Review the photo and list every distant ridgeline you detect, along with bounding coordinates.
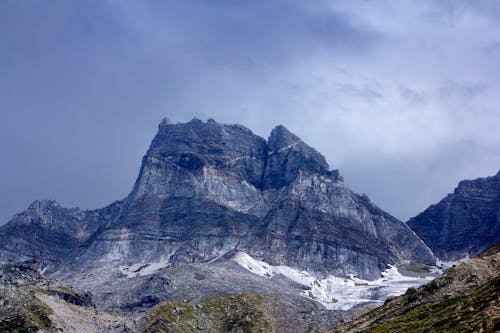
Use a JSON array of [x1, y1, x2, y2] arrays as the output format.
[[408, 170, 500, 260]]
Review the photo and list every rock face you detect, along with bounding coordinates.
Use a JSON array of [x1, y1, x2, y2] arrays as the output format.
[[0, 199, 122, 272], [407, 171, 500, 260], [74, 118, 432, 280], [0, 118, 436, 330]]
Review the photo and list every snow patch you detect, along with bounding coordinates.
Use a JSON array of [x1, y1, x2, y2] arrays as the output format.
[[433, 256, 469, 274], [268, 141, 300, 155], [119, 257, 171, 278], [39, 266, 48, 275], [232, 251, 438, 310]]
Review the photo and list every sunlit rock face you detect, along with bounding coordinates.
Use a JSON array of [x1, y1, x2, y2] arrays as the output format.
[[408, 171, 500, 260], [1, 118, 434, 283]]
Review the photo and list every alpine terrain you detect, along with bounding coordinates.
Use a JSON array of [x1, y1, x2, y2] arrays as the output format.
[[4, 118, 491, 332]]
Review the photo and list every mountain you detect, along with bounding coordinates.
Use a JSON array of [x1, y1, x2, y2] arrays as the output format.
[[326, 242, 500, 333], [0, 118, 436, 330], [408, 171, 500, 260]]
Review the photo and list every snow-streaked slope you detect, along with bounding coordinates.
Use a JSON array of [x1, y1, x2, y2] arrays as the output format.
[[233, 251, 438, 310], [119, 257, 171, 277]]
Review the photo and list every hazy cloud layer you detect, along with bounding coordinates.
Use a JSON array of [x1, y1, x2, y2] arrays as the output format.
[[1, 0, 499, 222]]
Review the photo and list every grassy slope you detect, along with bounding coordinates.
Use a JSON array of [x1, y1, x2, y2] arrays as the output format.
[[145, 293, 273, 333], [0, 285, 54, 333], [361, 276, 499, 333], [328, 243, 500, 333]]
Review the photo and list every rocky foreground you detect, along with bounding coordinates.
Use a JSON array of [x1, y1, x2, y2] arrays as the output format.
[[2, 243, 498, 332], [0, 260, 138, 333], [0, 260, 348, 332]]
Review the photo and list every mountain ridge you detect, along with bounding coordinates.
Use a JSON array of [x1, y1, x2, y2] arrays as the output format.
[[408, 170, 500, 260], [0, 118, 439, 331]]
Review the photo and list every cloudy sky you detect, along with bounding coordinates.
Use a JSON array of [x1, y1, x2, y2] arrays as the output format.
[[1, 0, 499, 223]]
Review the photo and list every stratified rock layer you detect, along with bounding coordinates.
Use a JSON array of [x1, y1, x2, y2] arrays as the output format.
[[408, 171, 500, 260]]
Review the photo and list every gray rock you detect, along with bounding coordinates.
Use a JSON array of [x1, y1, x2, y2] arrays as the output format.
[[407, 171, 500, 260]]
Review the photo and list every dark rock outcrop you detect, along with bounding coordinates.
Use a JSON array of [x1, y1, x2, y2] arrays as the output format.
[[407, 171, 500, 260]]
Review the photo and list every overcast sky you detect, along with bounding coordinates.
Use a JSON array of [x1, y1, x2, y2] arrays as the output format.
[[1, 0, 499, 223]]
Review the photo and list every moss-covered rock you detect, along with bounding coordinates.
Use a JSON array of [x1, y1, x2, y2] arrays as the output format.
[[0, 285, 54, 333], [361, 276, 500, 333], [145, 293, 273, 333]]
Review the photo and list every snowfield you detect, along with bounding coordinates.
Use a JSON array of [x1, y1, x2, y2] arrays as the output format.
[[232, 251, 439, 310]]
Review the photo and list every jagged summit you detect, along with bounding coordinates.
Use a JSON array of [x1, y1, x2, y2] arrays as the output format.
[[137, 119, 336, 193], [27, 199, 60, 208], [268, 125, 301, 151], [265, 124, 331, 189]]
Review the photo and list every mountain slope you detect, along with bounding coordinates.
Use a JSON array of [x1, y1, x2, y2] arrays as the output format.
[[327, 243, 500, 333], [144, 294, 274, 333], [0, 260, 137, 333], [408, 171, 500, 260]]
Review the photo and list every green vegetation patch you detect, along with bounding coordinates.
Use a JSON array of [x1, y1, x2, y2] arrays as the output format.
[[361, 276, 500, 333], [0, 286, 54, 333], [145, 293, 273, 333]]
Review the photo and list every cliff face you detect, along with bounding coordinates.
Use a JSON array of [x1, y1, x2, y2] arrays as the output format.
[[0, 200, 122, 272], [408, 171, 500, 260]]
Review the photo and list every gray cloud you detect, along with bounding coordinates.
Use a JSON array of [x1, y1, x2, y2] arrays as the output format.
[[0, 0, 499, 223]]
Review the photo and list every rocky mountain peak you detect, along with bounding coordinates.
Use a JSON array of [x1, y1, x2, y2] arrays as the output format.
[[267, 125, 328, 166], [26, 199, 60, 212], [263, 124, 330, 189], [408, 171, 500, 260], [131, 119, 268, 197], [148, 118, 266, 162], [19, 200, 75, 227], [135, 119, 336, 196], [267, 125, 299, 150], [0, 118, 440, 327]]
